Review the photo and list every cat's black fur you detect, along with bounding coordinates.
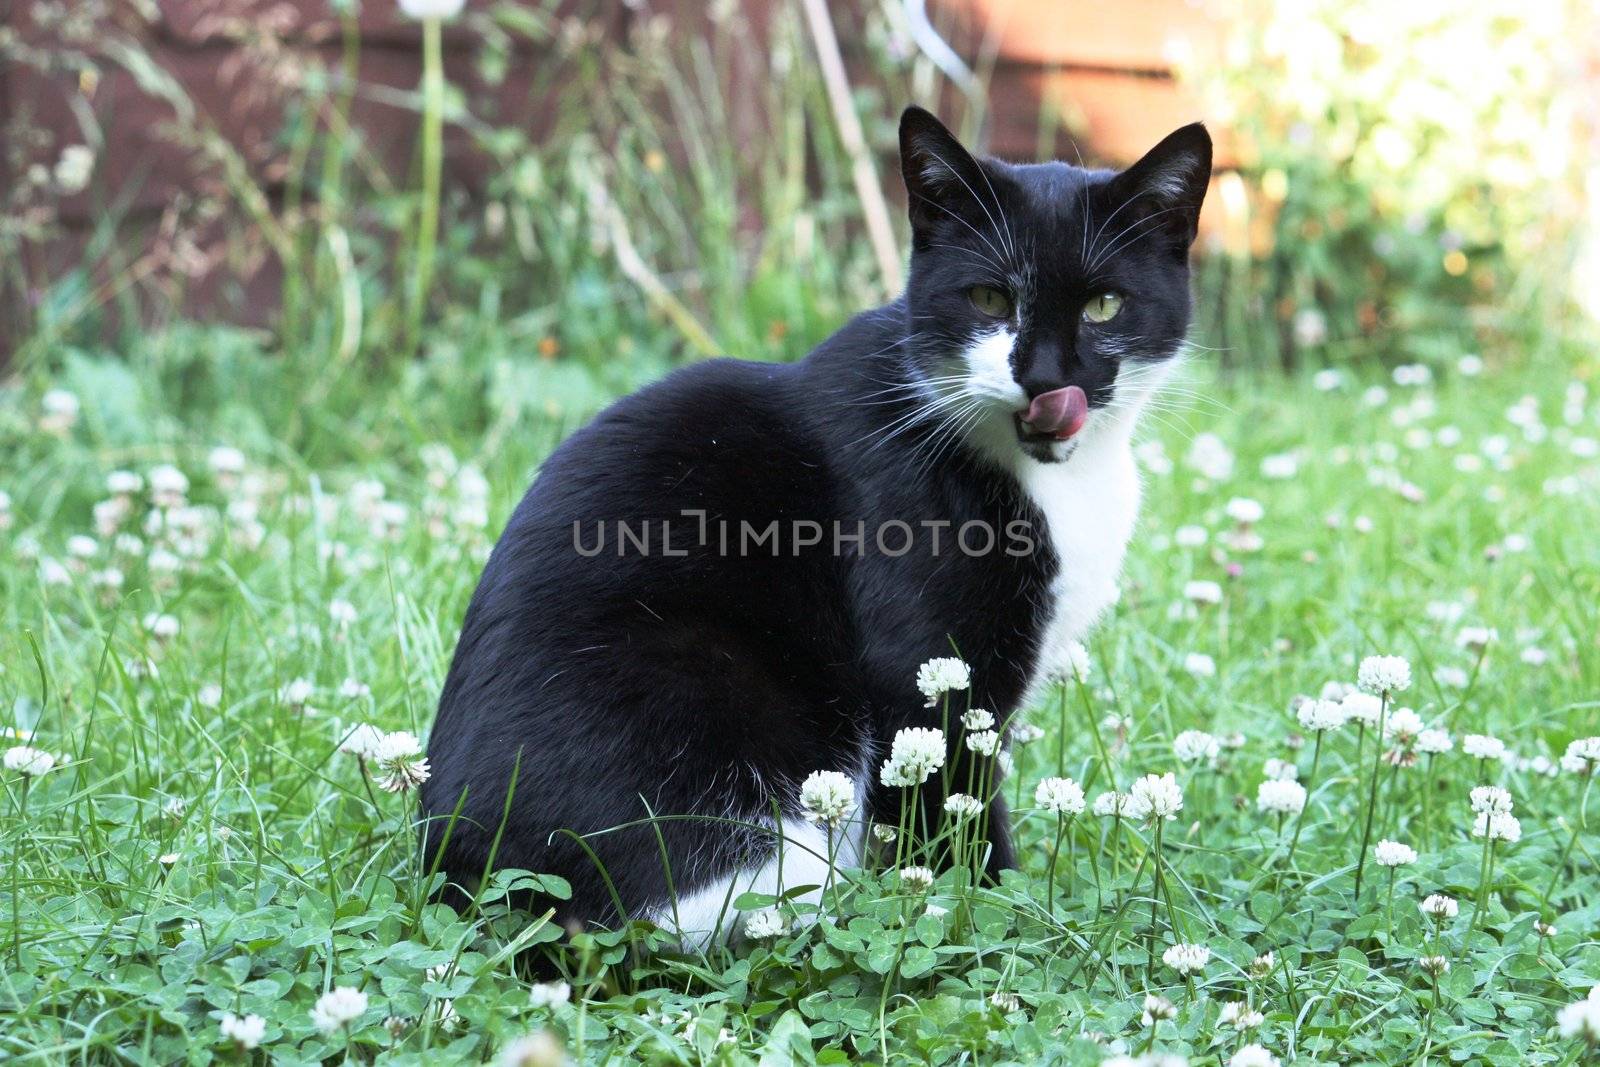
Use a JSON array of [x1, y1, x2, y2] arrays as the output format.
[[421, 107, 1210, 929]]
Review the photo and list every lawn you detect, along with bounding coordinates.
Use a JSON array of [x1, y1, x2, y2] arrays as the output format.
[[2, 332, 1597, 1065]]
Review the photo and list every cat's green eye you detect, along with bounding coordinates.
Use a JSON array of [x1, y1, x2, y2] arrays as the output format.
[[1082, 292, 1124, 324], [968, 285, 1014, 319]]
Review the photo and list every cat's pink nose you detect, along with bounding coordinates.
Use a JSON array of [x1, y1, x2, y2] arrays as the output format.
[[1021, 385, 1089, 440]]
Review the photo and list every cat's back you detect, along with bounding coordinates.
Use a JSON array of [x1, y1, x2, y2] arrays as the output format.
[[434, 355, 847, 723]]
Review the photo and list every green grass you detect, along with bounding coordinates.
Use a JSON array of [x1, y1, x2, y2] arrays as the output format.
[[2, 333, 1599, 1066]]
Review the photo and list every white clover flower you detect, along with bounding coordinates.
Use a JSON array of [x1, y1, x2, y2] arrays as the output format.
[[280, 678, 315, 709], [1225, 497, 1264, 524], [1463, 734, 1506, 760], [1520, 646, 1548, 666], [4, 745, 56, 777], [1035, 776, 1085, 816], [1260, 452, 1298, 479], [399, 0, 465, 18], [40, 389, 81, 433], [1418, 955, 1450, 976], [1162, 942, 1210, 975], [66, 534, 99, 559], [1136, 440, 1175, 476], [93, 499, 128, 537], [1010, 721, 1044, 744], [219, 1011, 266, 1049], [499, 1031, 569, 1067], [1561, 738, 1600, 775], [988, 990, 1020, 1013], [1297, 698, 1346, 732], [1313, 368, 1344, 391], [1219, 1001, 1265, 1030], [1174, 524, 1209, 547], [374, 731, 431, 793], [143, 613, 180, 640], [1357, 655, 1412, 694], [527, 981, 571, 1009], [1173, 730, 1220, 763], [1416, 728, 1453, 755], [899, 866, 935, 893], [1229, 1045, 1280, 1067], [52, 144, 94, 190], [1256, 778, 1306, 816], [742, 908, 786, 940], [961, 708, 994, 731], [1435, 666, 1469, 689], [944, 793, 984, 820], [1263, 758, 1298, 781], [1092, 791, 1132, 817], [965, 730, 1001, 757], [915, 657, 971, 706], [1524, 754, 1557, 777], [1473, 811, 1521, 843], [1129, 773, 1183, 822], [1469, 785, 1512, 814], [1183, 652, 1216, 678], [1557, 997, 1600, 1042], [1184, 580, 1223, 605], [1141, 992, 1178, 1024], [310, 987, 368, 1033], [880, 727, 946, 787], [1060, 641, 1092, 683], [1340, 692, 1383, 728], [1374, 840, 1417, 867], [148, 465, 190, 506], [1383, 707, 1424, 743], [92, 563, 126, 591], [208, 445, 246, 476], [799, 770, 856, 828], [329, 600, 358, 628], [339, 677, 372, 700], [1456, 626, 1497, 651], [339, 723, 387, 761], [108, 470, 144, 499], [1420, 894, 1459, 920], [1187, 432, 1235, 480], [1249, 951, 1276, 978]]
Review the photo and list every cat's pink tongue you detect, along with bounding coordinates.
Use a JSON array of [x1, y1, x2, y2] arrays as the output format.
[[1023, 385, 1089, 440]]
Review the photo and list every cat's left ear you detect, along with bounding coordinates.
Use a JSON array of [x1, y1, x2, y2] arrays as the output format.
[[1109, 123, 1213, 250], [899, 106, 989, 235]]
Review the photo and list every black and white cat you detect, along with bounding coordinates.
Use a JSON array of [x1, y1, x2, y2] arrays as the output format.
[[421, 107, 1210, 942]]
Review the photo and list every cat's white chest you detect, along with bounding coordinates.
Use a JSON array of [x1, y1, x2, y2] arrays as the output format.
[[1016, 436, 1141, 704]]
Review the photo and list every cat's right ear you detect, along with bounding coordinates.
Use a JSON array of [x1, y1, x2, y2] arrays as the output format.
[[899, 106, 985, 233]]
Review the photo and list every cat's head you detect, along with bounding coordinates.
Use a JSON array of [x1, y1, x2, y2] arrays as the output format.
[[896, 106, 1211, 465]]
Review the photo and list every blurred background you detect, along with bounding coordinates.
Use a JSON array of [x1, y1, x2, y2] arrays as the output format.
[[3, 0, 1598, 454]]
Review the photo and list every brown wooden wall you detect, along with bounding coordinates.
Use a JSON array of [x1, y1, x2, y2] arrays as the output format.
[[1, 0, 1235, 338]]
